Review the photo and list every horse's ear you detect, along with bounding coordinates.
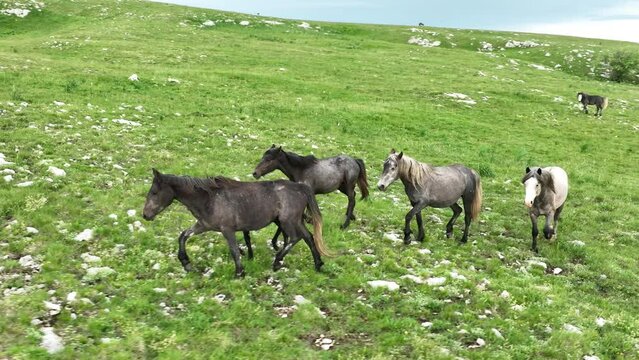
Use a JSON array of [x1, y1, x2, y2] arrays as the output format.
[[525, 167, 531, 174], [536, 168, 542, 175], [390, 148, 396, 154], [152, 168, 163, 183], [397, 151, 403, 159], [271, 144, 276, 148], [277, 146, 282, 151]]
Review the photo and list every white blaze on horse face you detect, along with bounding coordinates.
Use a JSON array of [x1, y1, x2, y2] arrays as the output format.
[[577, 93, 582, 102], [524, 177, 540, 208]]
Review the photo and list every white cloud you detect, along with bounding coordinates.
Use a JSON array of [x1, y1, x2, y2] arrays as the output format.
[[520, 18, 639, 43]]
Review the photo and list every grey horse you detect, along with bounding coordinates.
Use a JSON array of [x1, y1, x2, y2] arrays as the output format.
[[377, 150, 482, 244], [142, 169, 328, 277], [253, 145, 369, 243], [522, 166, 568, 252]]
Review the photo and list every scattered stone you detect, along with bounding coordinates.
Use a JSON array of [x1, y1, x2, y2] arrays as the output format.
[[595, 317, 607, 327], [426, 277, 446, 286], [202, 20, 215, 26], [570, 240, 585, 247], [491, 328, 504, 339], [421, 321, 433, 328], [26, 227, 39, 234], [263, 20, 284, 25], [553, 267, 563, 275], [16, 181, 34, 187], [74, 229, 94, 241], [81, 253, 101, 263], [40, 327, 64, 354], [153, 288, 167, 293], [239, 20, 250, 26], [293, 295, 310, 305], [383, 232, 402, 242], [468, 338, 486, 348], [3, 174, 12, 182], [368, 280, 400, 291], [500, 290, 510, 298], [66, 292, 77, 302], [44, 301, 61, 315], [418, 248, 432, 255], [83, 267, 116, 281], [563, 323, 582, 334], [48, 166, 66, 177], [408, 36, 441, 48], [19, 255, 40, 270], [583, 355, 600, 360], [128, 74, 139, 81], [0, 153, 14, 167], [298, 22, 311, 29], [400, 274, 424, 284]]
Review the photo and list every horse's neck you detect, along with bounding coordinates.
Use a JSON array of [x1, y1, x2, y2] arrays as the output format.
[[399, 159, 431, 188], [172, 183, 212, 220], [278, 153, 304, 181]]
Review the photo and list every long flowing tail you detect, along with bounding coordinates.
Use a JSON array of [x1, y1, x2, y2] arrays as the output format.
[[602, 97, 609, 110], [471, 171, 482, 220], [303, 186, 330, 256], [355, 159, 369, 200]]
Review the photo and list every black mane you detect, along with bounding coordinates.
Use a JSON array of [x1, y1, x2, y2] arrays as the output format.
[[283, 150, 317, 168], [161, 174, 240, 193]]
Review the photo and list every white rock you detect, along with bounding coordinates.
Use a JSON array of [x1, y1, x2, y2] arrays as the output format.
[[570, 240, 586, 247], [595, 317, 607, 327], [44, 301, 61, 313], [408, 36, 441, 48], [53, 101, 65, 106], [368, 280, 400, 291], [26, 227, 39, 234], [48, 166, 66, 177], [127, 209, 136, 217], [298, 22, 311, 29], [66, 292, 77, 302], [167, 77, 180, 84], [128, 74, 139, 81], [263, 20, 284, 25], [214, 294, 226, 303], [528, 260, 547, 269], [152, 263, 161, 270], [84, 267, 116, 281], [400, 274, 424, 284], [563, 323, 582, 334], [153, 288, 167, 293], [16, 181, 34, 187], [239, 20, 250, 26], [202, 20, 215, 26], [74, 229, 94, 241], [3, 174, 13, 182], [450, 271, 466, 281], [81, 253, 101, 263], [40, 327, 64, 354], [426, 277, 446, 286], [511, 304, 524, 311], [383, 232, 402, 242], [553, 267, 563, 275], [491, 328, 504, 339], [108, 214, 118, 220], [500, 290, 510, 298], [293, 295, 310, 305], [112, 118, 141, 126], [19, 255, 39, 269], [418, 248, 432, 255], [583, 355, 600, 360], [421, 321, 433, 328]]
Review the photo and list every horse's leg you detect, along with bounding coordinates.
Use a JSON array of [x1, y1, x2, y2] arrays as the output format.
[[242, 231, 253, 260], [583, 104, 588, 114], [446, 203, 463, 239], [553, 204, 564, 239], [271, 225, 282, 251], [415, 211, 425, 242], [460, 201, 473, 244], [530, 212, 539, 253], [177, 222, 206, 272], [221, 229, 245, 278], [298, 223, 324, 271], [340, 183, 356, 229], [404, 201, 428, 245], [272, 222, 303, 271], [543, 211, 555, 240]]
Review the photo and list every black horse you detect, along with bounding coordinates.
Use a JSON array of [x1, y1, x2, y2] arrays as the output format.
[[577, 92, 608, 116], [142, 169, 328, 277], [253, 145, 369, 248]]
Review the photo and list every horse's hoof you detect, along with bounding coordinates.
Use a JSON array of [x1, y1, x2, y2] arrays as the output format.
[[183, 263, 193, 272], [349, 214, 356, 221], [532, 247, 539, 253], [273, 260, 283, 271], [445, 232, 453, 239], [235, 269, 246, 278], [340, 222, 350, 230], [416, 234, 425, 242], [315, 261, 324, 271]]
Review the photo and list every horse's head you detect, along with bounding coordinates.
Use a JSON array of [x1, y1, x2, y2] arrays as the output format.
[[522, 167, 542, 208], [253, 144, 282, 179], [143, 168, 176, 221], [577, 92, 584, 102], [377, 149, 403, 191]]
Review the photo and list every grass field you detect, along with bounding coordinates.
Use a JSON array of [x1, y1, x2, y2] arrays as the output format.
[[2, 0, 639, 358]]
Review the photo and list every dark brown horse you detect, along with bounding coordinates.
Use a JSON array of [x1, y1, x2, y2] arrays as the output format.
[[142, 169, 328, 277], [577, 92, 608, 116], [253, 145, 369, 248]]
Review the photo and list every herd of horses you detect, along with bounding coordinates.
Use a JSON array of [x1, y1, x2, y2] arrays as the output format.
[[143, 141, 571, 277]]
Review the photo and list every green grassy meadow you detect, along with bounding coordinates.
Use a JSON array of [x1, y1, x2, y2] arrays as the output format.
[[1, 0, 639, 358]]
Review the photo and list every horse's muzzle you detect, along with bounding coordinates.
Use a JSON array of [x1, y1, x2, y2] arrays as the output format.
[[142, 213, 154, 221], [377, 184, 386, 191], [252, 172, 260, 179]]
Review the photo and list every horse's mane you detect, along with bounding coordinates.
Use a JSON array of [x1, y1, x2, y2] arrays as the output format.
[[521, 168, 555, 193], [398, 155, 431, 188], [283, 150, 317, 168], [161, 174, 241, 193]]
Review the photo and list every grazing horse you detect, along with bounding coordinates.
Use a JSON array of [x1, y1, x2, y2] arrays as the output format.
[[522, 166, 568, 253], [577, 92, 608, 116], [377, 150, 482, 244], [253, 145, 369, 246], [142, 169, 328, 277]]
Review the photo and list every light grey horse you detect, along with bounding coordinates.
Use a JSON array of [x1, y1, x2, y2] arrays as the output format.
[[377, 150, 482, 244], [522, 166, 568, 252], [253, 145, 369, 235]]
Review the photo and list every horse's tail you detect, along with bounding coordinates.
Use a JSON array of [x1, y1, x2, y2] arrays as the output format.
[[303, 186, 330, 257], [470, 170, 482, 220], [355, 159, 369, 200], [602, 97, 609, 110]]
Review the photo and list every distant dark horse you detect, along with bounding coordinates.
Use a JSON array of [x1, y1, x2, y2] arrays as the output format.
[[253, 145, 369, 248], [577, 92, 608, 116], [142, 169, 328, 277], [522, 166, 568, 252], [377, 150, 482, 244]]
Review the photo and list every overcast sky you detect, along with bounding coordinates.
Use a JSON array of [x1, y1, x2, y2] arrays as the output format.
[[150, 0, 639, 43]]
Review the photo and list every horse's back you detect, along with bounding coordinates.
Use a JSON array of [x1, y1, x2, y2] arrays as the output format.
[[545, 167, 568, 207], [305, 155, 359, 193]]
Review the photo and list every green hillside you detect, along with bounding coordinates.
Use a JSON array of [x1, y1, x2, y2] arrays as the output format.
[[1, 0, 639, 358]]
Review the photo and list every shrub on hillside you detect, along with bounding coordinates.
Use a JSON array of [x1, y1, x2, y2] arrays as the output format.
[[603, 50, 639, 84]]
